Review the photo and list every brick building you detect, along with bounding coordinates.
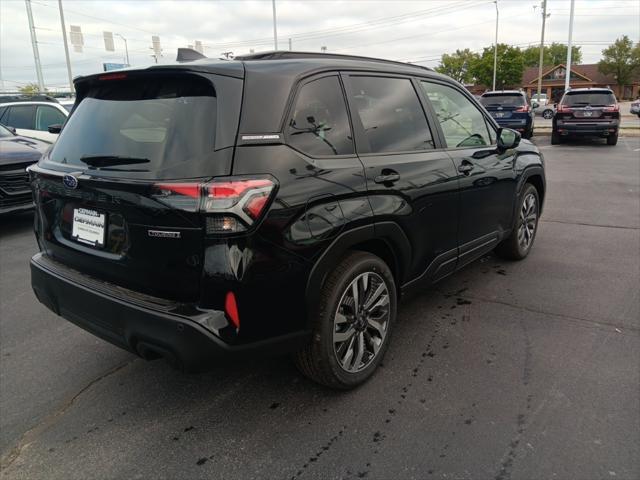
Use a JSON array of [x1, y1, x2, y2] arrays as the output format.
[[522, 64, 640, 102]]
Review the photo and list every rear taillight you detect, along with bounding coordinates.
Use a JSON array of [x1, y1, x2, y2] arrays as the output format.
[[152, 177, 276, 233], [557, 104, 572, 113], [515, 105, 530, 113], [604, 104, 619, 112]]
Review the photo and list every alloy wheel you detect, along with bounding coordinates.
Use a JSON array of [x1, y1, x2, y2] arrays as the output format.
[[517, 193, 537, 251], [333, 272, 390, 373]]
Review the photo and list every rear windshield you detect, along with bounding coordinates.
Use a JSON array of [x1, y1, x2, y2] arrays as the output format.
[[562, 91, 616, 106], [480, 94, 526, 107], [47, 74, 219, 179]]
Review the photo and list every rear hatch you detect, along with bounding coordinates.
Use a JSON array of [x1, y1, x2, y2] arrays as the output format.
[[31, 69, 243, 301], [556, 90, 619, 122], [480, 93, 530, 123]]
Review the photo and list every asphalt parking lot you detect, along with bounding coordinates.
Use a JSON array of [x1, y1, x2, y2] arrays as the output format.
[[1, 136, 639, 480]]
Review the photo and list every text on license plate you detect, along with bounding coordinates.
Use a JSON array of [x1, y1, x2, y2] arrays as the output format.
[[493, 112, 506, 118], [72, 208, 106, 248]]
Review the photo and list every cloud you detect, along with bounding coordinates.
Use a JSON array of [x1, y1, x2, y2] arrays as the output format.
[[1, 0, 638, 90]]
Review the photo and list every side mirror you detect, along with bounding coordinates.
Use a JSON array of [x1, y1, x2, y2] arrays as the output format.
[[48, 124, 62, 134], [532, 102, 540, 109], [5, 125, 17, 134], [497, 128, 521, 150]]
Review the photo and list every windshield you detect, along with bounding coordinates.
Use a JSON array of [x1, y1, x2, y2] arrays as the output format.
[[47, 74, 218, 179], [480, 94, 526, 107], [562, 91, 616, 106]]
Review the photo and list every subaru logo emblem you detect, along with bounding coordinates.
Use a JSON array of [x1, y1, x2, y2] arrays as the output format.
[[63, 174, 79, 189]]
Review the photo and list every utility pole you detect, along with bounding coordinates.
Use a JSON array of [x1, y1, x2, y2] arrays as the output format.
[[115, 34, 130, 65], [57, 0, 74, 94], [564, 0, 575, 92], [272, 0, 278, 50], [288, 38, 292, 51], [536, 0, 548, 104], [492, 0, 499, 91], [25, 0, 45, 92]]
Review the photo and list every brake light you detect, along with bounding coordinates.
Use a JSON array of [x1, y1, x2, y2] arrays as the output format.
[[604, 104, 619, 112], [151, 177, 276, 233], [515, 105, 530, 113], [557, 104, 572, 113], [98, 73, 127, 81], [225, 291, 240, 330]]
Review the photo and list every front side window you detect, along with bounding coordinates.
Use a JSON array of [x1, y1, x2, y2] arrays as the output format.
[[421, 82, 494, 148], [35, 105, 66, 131], [349, 76, 434, 153], [6, 105, 36, 130], [287, 76, 353, 156]]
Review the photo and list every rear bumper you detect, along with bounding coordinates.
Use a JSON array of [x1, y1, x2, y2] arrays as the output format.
[[555, 120, 619, 136], [494, 117, 532, 131], [30, 253, 309, 371]]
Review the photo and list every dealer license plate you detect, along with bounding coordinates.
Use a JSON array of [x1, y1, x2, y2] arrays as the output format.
[[71, 208, 106, 248]]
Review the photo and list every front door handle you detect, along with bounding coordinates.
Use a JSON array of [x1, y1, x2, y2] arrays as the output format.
[[458, 161, 474, 175], [374, 170, 400, 184]]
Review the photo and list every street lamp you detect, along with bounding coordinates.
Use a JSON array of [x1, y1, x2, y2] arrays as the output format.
[[115, 33, 130, 66], [492, 0, 499, 91]]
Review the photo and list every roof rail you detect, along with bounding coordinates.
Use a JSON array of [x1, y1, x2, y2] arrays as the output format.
[[235, 50, 433, 72]]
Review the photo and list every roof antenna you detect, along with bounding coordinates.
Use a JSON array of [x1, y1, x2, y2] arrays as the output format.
[[176, 47, 207, 62]]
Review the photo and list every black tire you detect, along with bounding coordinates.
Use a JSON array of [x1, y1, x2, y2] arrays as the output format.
[[293, 251, 397, 389], [495, 183, 540, 261], [523, 128, 533, 140], [551, 130, 562, 145], [607, 133, 618, 146]]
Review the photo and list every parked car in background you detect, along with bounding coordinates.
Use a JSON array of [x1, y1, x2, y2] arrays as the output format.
[[0, 99, 68, 143], [540, 104, 556, 119], [29, 51, 545, 389], [552, 88, 620, 145], [58, 99, 75, 112], [480, 90, 536, 139], [631, 99, 640, 117], [0, 123, 48, 214]]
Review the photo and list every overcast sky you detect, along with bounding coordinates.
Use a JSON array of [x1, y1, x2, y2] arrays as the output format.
[[1, 0, 638, 91]]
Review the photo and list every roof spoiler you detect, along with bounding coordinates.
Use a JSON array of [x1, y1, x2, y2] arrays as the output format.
[[176, 48, 207, 63]]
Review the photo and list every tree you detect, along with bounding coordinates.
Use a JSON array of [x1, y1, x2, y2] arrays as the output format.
[[521, 44, 580, 68], [469, 44, 524, 89], [522, 43, 582, 68], [18, 83, 43, 95], [435, 48, 480, 84], [598, 35, 640, 87]]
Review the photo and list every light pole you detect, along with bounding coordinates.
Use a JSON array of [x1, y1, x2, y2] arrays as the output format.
[[272, 0, 278, 50], [536, 0, 548, 104], [115, 33, 130, 65], [564, 0, 575, 92], [57, 0, 73, 94], [25, 0, 45, 92], [492, 0, 499, 91]]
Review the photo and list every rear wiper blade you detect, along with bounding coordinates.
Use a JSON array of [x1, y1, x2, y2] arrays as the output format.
[[80, 155, 151, 168]]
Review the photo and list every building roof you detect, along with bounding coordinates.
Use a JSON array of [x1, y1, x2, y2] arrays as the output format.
[[522, 63, 639, 85]]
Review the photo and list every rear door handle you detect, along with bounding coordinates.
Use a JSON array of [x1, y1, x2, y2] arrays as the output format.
[[374, 170, 400, 184], [458, 161, 474, 175]]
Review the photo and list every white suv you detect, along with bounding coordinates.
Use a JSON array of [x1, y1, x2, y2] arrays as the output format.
[[0, 100, 69, 143]]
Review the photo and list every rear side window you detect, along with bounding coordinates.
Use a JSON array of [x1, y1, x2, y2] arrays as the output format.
[[6, 105, 36, 129], [421, 81, 494, 148], [287, 76, 353, 156], [562, 91, 616, 106], [480, 94, 526, 107], [48, 74, 221, 179], [349, 76, 434, 153], [35, 105, 66, 131]]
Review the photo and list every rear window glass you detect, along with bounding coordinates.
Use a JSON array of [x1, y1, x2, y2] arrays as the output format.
[[47, 74, 219, 179], [480, 94, 526, 107], [562, 91, 616, 106], [287, 76, 354, 156], [349, 76, 434, 153]]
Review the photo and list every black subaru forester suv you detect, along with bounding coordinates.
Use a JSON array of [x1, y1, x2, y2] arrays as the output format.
[[29, 51, 545, 389]]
